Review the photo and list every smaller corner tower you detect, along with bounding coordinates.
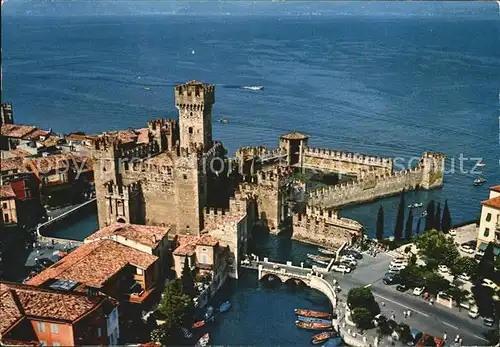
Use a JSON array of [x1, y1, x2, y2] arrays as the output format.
[[420, 152, 446, 189], [279, 131, 309, 167], [175, 81, 215, 152]]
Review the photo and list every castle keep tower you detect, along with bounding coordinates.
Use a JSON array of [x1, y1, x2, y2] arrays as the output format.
[[175, 81, 214, 151]]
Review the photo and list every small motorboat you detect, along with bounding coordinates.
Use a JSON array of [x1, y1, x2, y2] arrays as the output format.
[[218, 119, 228, 124], [219, 301, 231, 313], [204, 306, 214, 321], [473, 176, 486, 186], [307, 254, 333, 263], [144, 87, 151, 91], [306, 258, 328, 266], [297, 315, 332, 324], [195, 333, 210, 347], [477, 162, 486, 167], [243, 86, 264, 91], [295, 320, 333, 331], [295, 309, 332, 320], [311, 332, 337, 345], [413, 202, 423, 208], [421, 211, 428, 217], [318, 248, 336, 256], [192, 320, 205, 329]]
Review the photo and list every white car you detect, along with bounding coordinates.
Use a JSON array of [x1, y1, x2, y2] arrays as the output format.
[[389, 263, 406, 271], [459, 273, 471, 281], [460, 245, 474, 254], [413, 287, 425, 296], [482, 279, 499, 290], [334, 264, 351, 273], [449, 229, 456, 236], [468, 306, 479, 319], [438, 265, 450, 273]]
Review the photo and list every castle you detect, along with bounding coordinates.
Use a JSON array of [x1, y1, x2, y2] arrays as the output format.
[[91, 80, 446, 276]]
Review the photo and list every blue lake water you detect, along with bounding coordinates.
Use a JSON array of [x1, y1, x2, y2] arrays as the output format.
[[2, 1, 500, 344]]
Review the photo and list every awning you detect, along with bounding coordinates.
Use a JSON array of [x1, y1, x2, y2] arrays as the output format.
[[478, 242, 500, 256]]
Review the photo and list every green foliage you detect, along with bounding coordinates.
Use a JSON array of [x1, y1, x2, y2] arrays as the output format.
[[396, 323, 412, 343], [425, 200, 435, 231], [352, 307, 373, 330], [400, 265, 425, 287], [434, 202, 441, 231], [441, 200, 452, 233], [446, 287, 469, 308], [181, 259, 197, 298], [157, 279, 195, 328], [451, 256, 478, 278], [347, 287, 380, 317], [476, 243, 496, 283], [424, 272, 449, 295], [376, 206, 384, 241], [414, 229, 455, 262], [376, 315, 392, 336], [494, 256, 500, 271], [394, 190, 406, 240], [441, 247, 461, 269], [405, 209, 413, 240]]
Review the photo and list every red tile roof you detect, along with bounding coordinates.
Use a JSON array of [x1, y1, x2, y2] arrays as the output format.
[[280, 131, 309, 140], [27, 239, 158, 288], [85, 223, 170, 248], [1, 124, 36, 138], [0, 157, 25, 172], [27, 153, 90, 174], [136, 128, 150, 144], [0, 185, 16, 199], [9, 148, 33, 158], [22, 129, 51, 141], [0, 282, 111, 335], [482, 196, 500, 210], [172, 235, 219, 256], [490, 185, 500, 193]]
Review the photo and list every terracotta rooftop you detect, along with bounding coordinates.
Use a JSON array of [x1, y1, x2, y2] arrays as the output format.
[[490, 185, 500, 193], [85, 223, 170, 248], [9, 148, 33, 158], [482, 196, 500, 210], [27, 239, 158, 288], [65, 133, 87, 141], [173, 235, 219, 256], [0, 157, 25, 172], [1, 124, 36, 139], [22, 129, 51, 141], [136, 128, 150, 144], [0, 281, 110, 335], [280, 131, 309, 140], [27, 153, 90, 174], [0, 185, 16, 199]]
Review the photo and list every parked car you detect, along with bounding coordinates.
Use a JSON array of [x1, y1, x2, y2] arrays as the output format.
[[388, 268, 401, 275], [342, 254, 357, 262], [340, 261, 356, 270], [383, 273, 400, 285], [396, 284, 409, 292], [438, 265, 449, 273], [340, 257, 357, 266], [458, 273, 471, 281], [448, 229, 456, 236], [347, 250, 363, 259], [389, 263, 406, 271], [407, 328, 423, 346], [459, 245, 474, 254], [468, 306, 479, 319], [434, 337, 445, 347], [413, 287, 425, 296], [483, 317, 495, 327], [372, 313, 383, 327], [482, 278, 498, 290], [390, 258, 408, 266], [416, 334, 435, 347], [334, 264, 351, 273]]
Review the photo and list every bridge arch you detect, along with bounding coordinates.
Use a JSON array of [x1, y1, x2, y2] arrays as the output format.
[[261, 273, 283, 283], [284, 278, 307, 287], [116, 217, 127, 223]]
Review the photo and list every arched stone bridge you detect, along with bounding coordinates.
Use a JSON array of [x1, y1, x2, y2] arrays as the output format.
[[242, 258, 337, 309]]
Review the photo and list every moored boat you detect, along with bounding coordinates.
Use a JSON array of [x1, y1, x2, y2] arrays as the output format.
[[297, 315, 332, 324], [306, 259, 328, 266], [473, 176, 486, 186], [311, 332, 337, 345], [295, 309, 332, 319], [219, 301, 231, 313], [307, 254, 333, 262], [195, 333, 210, 347], [243, 86, 264, 91], [192, 320, 205, 329], [318, 248, 336, 256], [295, 320, 333, 331]]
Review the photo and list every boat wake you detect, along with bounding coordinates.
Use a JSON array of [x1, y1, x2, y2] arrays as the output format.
[[242, 86, 264, 91]]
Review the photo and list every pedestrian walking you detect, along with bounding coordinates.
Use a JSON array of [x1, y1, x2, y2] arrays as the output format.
[[403, 311, 407, 318], [407, 310, 411, 317], [381, 301, 385, 307], [443, 332, 447, 341]]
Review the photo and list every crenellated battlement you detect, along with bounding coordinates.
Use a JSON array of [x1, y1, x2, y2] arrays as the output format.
[[175, 81, 215, 106], [120, 141, 160, 160], [257, 166, 294, 186], [91, 135, 122, 153], [148, 118, 177, 133], [304, 147, 393, 169], [104, 180, 141, 199]]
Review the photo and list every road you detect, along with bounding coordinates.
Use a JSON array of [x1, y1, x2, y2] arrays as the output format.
[[323, 253, 490, 346]]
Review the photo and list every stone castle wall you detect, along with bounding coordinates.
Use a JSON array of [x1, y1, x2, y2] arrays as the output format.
[[302, 147, 393, 175], [292, 206, 363, 248]]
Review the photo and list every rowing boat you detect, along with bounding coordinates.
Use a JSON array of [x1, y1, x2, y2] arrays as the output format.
[[295, 309, 332, 319], [295, 320, 333, 331]]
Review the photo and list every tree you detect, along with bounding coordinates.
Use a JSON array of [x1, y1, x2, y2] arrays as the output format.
[[424, 272, 449, 295], [434, 202, 441, 231], [352, 307, 373, 330], [414, 229, 456, 262], [494, 256, 500, 271], [447, 287, 468, 310], [441, 200, 452, 233], [425, 200, 435, 231], [476, 242, 496, 283], [376, 206, 384, 241], [181, 259, 197, 298], [394, 190, 406, 240], [405, 209, 414, 240], [347, 287, 380, 316], [441, 246, 461, 269], [395, 323, 412, 343], [400, 265, 425, 287], [451, 256, 478, 279], [158, 279, 195, 328], [376, 315, 392, 337], [415, 218, 421, 235]]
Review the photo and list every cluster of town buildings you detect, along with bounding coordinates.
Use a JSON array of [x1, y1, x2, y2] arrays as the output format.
[[2, 80, 496, 346]]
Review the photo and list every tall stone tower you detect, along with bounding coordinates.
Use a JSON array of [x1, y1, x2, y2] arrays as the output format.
[[175, 81, 214, 151], [421, 152, 446, 189]]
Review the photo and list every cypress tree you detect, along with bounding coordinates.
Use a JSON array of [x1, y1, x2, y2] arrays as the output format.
[[441, 200, 452, 233], [415, 218, 421, 235], [376, 206, 384, 241], [435, 202, 441, 231], [405, 209, 414, 240], [476, 242, 495, 283], [394, 189, 405, 240], [425, 200, 435, 231], [181, 259, 197, 298]]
